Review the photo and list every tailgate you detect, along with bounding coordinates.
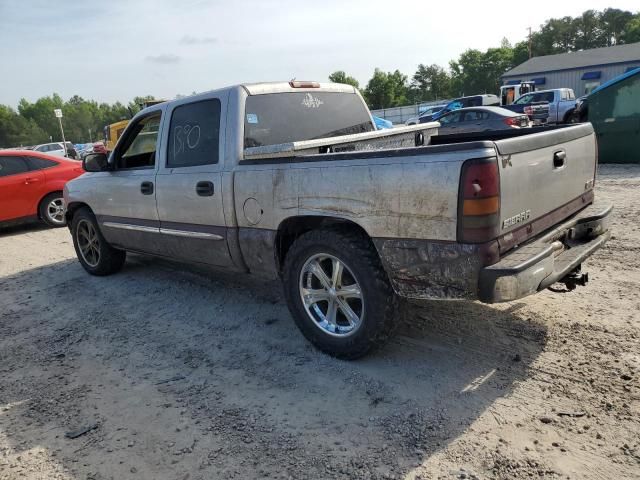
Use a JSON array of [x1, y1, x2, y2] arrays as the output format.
[[495, 124, 596, 245]]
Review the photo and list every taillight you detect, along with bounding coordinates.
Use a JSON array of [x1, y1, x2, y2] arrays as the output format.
[[458, 159, 501, 243], [503, 117, 519, 127], [289, 81, 320, 88]]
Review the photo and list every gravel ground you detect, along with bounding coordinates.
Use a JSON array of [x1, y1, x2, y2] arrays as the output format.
[[0, 164, 638, 480]]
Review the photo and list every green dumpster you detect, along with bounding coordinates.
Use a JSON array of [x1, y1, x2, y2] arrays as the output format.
[[589, 68, 640, 164]]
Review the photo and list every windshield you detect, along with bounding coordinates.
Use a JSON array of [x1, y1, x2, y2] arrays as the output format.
[[244, 92, 374, 148]]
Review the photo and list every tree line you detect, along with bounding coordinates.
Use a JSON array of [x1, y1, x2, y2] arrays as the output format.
[[0, 94, 156, 148], [1, 8, 638, 147], [335, 8, 640, 109]]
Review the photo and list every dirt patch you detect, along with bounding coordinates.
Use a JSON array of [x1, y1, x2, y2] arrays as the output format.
[[0, 165, 638, 479]]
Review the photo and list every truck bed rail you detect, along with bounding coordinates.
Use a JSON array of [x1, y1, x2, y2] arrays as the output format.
[[243, 122, 440, 160]]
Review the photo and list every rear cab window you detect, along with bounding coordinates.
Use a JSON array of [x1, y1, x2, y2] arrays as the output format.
[[243, 92, 374, 148]]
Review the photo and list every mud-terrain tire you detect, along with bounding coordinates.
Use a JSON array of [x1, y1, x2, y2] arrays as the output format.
[[39, 192, 66, 227], [283, 227, 397, 359], [71, 207, 126, 276]]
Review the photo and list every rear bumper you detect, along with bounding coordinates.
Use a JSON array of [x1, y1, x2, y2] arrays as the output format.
[[478, 202, 612, 303]]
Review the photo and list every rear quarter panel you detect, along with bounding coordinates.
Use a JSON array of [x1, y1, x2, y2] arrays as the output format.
[[233, 147, 496, 241]]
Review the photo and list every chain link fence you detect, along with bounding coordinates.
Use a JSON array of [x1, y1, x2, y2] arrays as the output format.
[[371, 99, 453, 125]]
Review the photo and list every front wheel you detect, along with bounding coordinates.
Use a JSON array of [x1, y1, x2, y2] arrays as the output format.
[[71, 207, 126, 276], [283, 228, 397, 359]]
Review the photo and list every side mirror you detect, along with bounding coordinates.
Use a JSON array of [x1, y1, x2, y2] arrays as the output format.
[[83, 153, 110, 172]]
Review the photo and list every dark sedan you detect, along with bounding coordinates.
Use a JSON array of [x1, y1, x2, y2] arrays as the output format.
[[435, 106, 530, 135]]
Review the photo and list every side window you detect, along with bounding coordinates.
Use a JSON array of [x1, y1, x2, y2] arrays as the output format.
[[115, 113, 161, 170], [542, 92, 555, 103], [0, 156, 30, 177], [25, 156, 58, 170], [439, 111, 462, 125], [462, 111, 488, 121], [167, 99, 221, 168]]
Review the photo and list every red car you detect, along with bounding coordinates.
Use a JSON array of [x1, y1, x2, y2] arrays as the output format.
[[0, 150, 84, 227]]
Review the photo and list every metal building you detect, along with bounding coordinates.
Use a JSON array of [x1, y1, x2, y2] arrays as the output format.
[[501, 42, 640, 97]]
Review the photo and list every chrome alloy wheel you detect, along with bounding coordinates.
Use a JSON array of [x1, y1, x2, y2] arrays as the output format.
[[46, 198, 65, 225], [299, 253, 364, 337], [76, 219, 101, 267]]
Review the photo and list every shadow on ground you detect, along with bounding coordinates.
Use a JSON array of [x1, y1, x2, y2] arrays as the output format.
[[0, 252, 548, 479]]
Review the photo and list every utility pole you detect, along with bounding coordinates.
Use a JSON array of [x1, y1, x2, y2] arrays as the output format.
[[54, 109, 67, 156], [528, 27, 533, 59], [88, 128, 93, 143]]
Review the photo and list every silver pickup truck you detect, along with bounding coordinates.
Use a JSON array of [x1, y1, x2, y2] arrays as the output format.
[[64, 81, 611, 359]]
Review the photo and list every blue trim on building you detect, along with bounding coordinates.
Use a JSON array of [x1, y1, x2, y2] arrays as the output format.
[[505, 79, 522, 85], [581, 71, 602, 80], [502, 60, 640, 80], [531, 77, 546, 85]]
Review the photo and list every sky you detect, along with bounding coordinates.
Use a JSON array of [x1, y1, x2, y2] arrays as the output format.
[[0, 0, 638, 107]]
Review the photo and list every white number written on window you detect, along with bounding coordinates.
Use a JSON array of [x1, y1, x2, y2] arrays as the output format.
[[173, 124, 201, 156]]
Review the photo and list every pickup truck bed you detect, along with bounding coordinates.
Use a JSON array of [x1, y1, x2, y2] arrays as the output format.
[[65, 82, 610, 359]]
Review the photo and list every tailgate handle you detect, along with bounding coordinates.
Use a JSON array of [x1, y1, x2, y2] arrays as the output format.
[[553, 150, 566, 169]]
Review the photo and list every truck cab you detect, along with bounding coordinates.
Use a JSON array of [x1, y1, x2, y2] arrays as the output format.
[[509, 88, 577, 124]]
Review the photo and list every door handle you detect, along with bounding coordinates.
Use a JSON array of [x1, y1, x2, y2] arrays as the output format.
[[24, 177, 40, 184], [196, 181, 214, 197], [553, 150, 566, 168], [140, 181, 154, 195]]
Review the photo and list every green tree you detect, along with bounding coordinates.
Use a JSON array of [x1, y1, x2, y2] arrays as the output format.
[[328, 71, 360, 89], [621, 13, 640, 43], [363, 69, 408, 109], [410, 64, 452, 102], [600, 8, 634, 45], [572, 10, 606, 50]]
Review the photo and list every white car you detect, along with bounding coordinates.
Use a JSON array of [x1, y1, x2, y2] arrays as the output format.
[[33, 142, 67, 157], [33, 142, 78, 159]]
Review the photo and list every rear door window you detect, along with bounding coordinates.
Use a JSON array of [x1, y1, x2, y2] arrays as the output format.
[[167, 99, 221, 167], [244, 92, 373, 148], [25, 156, 58, 170], [0, 156, 30, 177]]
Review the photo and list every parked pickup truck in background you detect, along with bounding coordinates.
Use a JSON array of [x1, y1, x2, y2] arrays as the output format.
[[503, 88, 577, 124], [65, 81, 611, 359]]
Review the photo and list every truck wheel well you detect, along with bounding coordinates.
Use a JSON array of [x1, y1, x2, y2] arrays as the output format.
[[275, 216, 373, 271], [563, 109, 575, 123], [65, 202, 92, 225]]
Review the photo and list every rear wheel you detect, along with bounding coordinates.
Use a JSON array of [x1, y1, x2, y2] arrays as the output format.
[[283, 228, 396, 359], [39, 192, 66, 227], [71, 207, 126, 276]]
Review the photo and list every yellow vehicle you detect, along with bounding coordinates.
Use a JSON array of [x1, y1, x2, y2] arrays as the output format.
[[104, 119, 130, 153]]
